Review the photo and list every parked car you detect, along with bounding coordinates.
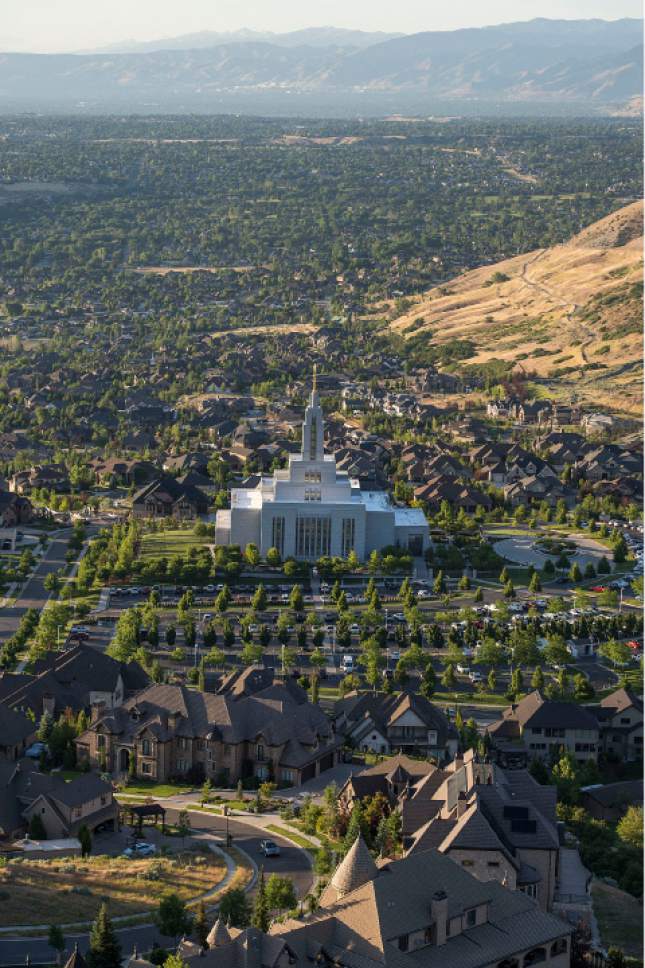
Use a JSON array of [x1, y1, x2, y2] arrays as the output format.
[[24, 741, 47, 759], [259, 840, 281, 857], [123, 842, 156, 858]]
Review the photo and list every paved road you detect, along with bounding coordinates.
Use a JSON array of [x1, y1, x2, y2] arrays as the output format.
[[0, 814, 312, 965], [0, 532, 71, 645]]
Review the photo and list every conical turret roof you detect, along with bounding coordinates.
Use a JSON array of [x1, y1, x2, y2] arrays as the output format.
[[207, 915, 231, 948], [331, 834, 378, 897]]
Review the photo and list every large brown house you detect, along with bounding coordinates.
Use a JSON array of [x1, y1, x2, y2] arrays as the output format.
[[76, 679, 341, 787]]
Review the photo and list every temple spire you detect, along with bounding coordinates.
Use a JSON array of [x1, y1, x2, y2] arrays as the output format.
[[312, 363, 317, 395]]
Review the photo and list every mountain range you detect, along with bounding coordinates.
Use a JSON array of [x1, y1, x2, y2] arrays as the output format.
[[0, 18, 642, 114]]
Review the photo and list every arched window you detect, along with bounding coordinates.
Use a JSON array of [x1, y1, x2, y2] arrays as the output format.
[[550, 939, 568, 956], [523, 949, 546, 966]]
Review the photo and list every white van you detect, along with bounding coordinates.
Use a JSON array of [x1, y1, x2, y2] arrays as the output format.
[[341, 655, 354, 673]]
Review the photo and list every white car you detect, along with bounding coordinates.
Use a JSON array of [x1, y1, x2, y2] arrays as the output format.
[[456, 663, 470, 674], [469, 671, 483, 683]]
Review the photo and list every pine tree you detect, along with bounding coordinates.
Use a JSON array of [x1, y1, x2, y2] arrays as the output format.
[[28, 813, 47, 839], [531, 666, 545, 690], [193, 899, 209, 949], [87, 904, 122, 968], [79, 824, 92, 857], [343, 802, 367, 853], [251, 867, 271, 932]]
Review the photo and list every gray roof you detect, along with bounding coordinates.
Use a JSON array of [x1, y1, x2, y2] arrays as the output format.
[[0, 704, 35, 747]]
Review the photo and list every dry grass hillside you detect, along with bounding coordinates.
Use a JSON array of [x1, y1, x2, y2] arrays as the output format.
[[391, 201, 643, 415]]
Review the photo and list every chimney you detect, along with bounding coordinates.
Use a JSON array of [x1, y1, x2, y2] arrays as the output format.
[[456, 792, 469, 818], [91, 701, 105, 724], [431, 891, 448, 947]]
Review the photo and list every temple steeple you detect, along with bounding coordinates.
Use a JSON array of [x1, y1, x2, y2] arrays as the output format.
[[302, 366, 324, 462]]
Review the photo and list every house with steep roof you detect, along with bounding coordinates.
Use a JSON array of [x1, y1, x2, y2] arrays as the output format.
[[593, 687, 643, 762], [76, 680, 341, 787], [0, 705, 36, 760], [1, 643, 150, 720], [333, 691, 458, 761], [0, 759, 117, 841], [338, 754, 441, 811], [485, 691, 600, 767], [176, 836, 572, 968], [132, 475, 209, 519], [402, 751, 560, 912]]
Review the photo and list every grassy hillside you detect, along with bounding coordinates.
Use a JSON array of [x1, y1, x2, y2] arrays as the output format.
[[391, 201, 643, 415]]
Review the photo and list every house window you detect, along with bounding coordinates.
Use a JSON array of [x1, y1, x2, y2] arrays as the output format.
[[398, 936, 409, 952], [142, 762, 152, 775], [282, 769, 294, 783], [97, 734, 106, 749], [142, 739, 150, 756], [620, 717, 631, 724], [488, 861, 500, 868], [465, 909, 476, 927], [257, 744, 265, 761]]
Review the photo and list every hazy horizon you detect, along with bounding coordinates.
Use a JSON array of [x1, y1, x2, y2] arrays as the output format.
[[2, 0, 642, 54]]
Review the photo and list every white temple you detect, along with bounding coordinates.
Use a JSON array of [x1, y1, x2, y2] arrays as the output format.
[[215, 372, 430, 561]]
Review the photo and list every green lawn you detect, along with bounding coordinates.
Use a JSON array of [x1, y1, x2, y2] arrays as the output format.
[[592, 881, 644, 959], [264, 824, 318, 851], [139, 529, 210, 561], [117, 779, 195, 797]]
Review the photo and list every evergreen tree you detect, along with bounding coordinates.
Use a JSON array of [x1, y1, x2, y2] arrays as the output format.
[[531, 665, 545, 690], [419, 663, 436, 699], [251, 867, 271, 932], [343, 802, 368, 852], [528, 571, 542, 593], [79, 824, 92, 857], [87, 904, 122, 968], [193, 900, 209, 948], [474, 586, 483, 603], [157, 892, 192, 938], [28, 813, 47, 839]]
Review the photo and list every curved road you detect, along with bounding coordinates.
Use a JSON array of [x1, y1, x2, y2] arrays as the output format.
[[0, 814, 312, 965]]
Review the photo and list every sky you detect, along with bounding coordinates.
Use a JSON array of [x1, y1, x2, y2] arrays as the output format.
[[2, 0, 642, 52]]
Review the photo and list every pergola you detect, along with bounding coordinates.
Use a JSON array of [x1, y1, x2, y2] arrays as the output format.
[[123, 802, 166, 835]]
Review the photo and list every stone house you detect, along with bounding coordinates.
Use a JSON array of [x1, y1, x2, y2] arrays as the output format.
[[76, 681, 341, 787]]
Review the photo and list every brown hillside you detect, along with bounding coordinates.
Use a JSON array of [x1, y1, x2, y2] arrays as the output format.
[[391, 201, 643, 416]]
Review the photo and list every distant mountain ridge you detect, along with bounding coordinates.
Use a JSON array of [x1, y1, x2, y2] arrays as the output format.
[[0, 18, 642, 114], [79, 27, 404, 54]]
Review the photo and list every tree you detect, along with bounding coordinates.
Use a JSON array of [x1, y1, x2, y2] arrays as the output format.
[[266, 547, 281, 567], [475, 638, 502, 667], [598, 638, 631, 668], [87, 903, 122, 968], [441, 663, 456, 689], [474, 586, 483, 603], [157, 892, 193, 938], [597, 555, 611, 575], [251, 867, 271, 932], [252, 584, 267, 611], [605, 949, 626, 968], [28, 813, 47, 839], [569, 562, 582, 582], [245, 543, 260, 567], [612, 535, 628, 564], [265, 874, 297, 912], [419, 663, 436, 699], [201, 779, 212, 805], [79, 823, 92, 857], [219, 888, 251, 928], [528, 571, 542, 593], [289, 585, 304, 612], [487, 669, 497, 692], [193, 900, 209, 949], [433, 570, 446, 594], [617, 805, 643, 850], [163, 955, 190, 968], [544, 634, 570, 668], [499, 566, 510, 584], [48, 925, 65, 964], [165, 624, 176, 647], [503, 579, 515, 599], [176, 810, 191, 845], [531, 665, 545, 690], [573, 673, 595, 701], [551, 752, 580, 805]]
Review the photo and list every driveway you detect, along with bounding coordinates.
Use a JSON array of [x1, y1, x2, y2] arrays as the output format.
[[0, 813, 312, 966]]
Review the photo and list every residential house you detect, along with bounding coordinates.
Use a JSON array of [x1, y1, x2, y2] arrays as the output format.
[[131, 475, 209, 519], [334, 691, 458, 761], [594, 687, 643, 762], [0, 705, 36, 760], [9, 464, 70, 495], [76, 680, 342, 787], [486, 691, 600, 767], [402, 751, 560, 912], [1, 644, 150, 720], [0, 759, 117, 841], [0, 491, 33, 526], [338, 754, 440, 811], [580, 780, 643, 822]]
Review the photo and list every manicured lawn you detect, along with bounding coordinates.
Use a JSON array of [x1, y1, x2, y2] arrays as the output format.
[[592, 881, 644, 959], [139, 529, 210, 562], [0, 849, 226, 927], [117, 779, 194, 797]]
